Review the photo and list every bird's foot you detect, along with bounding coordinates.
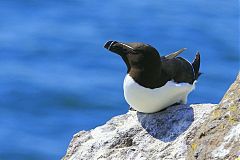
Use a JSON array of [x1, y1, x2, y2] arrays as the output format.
[[129, 106, 136, 111], [171, 102, 181, 106]]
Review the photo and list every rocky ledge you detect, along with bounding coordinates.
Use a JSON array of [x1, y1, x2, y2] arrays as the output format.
[[63, 73, 239, 160]]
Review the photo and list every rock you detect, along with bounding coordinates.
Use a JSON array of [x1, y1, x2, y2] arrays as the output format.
[[63, 104, 216, 160], [62, 73, 240, 160], [186, 73, 240, 160]]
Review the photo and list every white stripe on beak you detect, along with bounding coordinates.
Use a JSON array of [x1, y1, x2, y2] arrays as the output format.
[[119, 43, 134, 50], [108, 41, 115, 50]]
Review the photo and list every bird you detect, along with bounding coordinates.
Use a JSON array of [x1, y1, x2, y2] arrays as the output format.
[[104, 40, 200, 113]]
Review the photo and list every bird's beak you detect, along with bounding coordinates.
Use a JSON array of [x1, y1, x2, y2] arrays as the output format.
[[104, 40, 135, 56], [104, 41, 118, 50]]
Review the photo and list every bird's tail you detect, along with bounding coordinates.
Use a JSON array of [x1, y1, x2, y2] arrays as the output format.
[[192, 52, 201, 80]]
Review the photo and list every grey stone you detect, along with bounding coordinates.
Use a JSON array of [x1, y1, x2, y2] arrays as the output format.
[[187, 73, 240, 160], [63, 73, 240, 160], [63, 104, 216, 160]]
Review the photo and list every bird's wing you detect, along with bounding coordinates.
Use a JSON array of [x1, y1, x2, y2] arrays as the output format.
[[164, 48, 187, 59]]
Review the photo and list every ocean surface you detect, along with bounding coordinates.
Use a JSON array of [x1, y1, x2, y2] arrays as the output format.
[[0, 0, 239, 159]]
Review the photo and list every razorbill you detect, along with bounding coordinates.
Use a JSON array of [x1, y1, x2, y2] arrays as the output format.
[[104, 41, 201, 113]]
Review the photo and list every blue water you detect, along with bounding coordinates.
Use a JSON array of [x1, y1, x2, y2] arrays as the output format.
[[0, 1, 239, 159]]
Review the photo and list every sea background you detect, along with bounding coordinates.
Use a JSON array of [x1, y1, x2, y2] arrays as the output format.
[[0, 0, 239, 159]]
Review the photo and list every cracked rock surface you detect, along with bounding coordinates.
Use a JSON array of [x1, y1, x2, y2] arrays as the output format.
[[63, 104, 216, 160], [187, 73, 240, 160], [63, 73, 239, 160]]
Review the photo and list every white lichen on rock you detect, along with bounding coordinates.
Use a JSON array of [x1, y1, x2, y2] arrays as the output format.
[[63, 104, 216, 160], [187, 73, 240, 160], [212, 123, 240, 159], [63, 73, 240, 160]]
